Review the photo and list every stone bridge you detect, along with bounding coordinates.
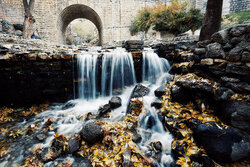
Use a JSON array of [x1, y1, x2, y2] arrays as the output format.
[[0, 0, 156, 45]]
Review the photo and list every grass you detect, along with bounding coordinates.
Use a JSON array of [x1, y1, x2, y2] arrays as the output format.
[[222, 10, 250, 27]]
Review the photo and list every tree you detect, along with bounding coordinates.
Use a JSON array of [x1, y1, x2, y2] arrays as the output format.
[[199, 0, 223, 41], [22, 0, 35, 38]]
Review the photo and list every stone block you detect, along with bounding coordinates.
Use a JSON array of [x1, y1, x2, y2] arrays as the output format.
[[200, 58, 214, 65]]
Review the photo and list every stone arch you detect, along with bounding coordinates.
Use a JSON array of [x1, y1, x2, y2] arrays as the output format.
[[58, 4, 103, 45]]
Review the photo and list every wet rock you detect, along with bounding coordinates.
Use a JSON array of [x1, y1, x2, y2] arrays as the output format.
[[151, 100, 162, 109], [211, 29, 229, 44], [36, 134, 46, 142], [123, 40, 144, 51], [223, 43, 233, 52], [214, 87, 234, 101], [148, 141, 162, 153], [206, 42, 225, 58], [62, 102, 75, 110], [132, 133, 142, 143], [68, 135, 80, 154], [109, 96, 122, 109], [242, 51, 250, 62], [230, 36, 245, 45], [190, 154, 215, 167], [72, 157, 91, 167], [221, 101, 250, 133], [144, 115, 157, 129], [221, 77, 240, 83], [154, 85, 167, 98], [226, 63, 250, 76], [187, 54, 200, 63], [80, 120, 104, 145], [37, 147, 57, 163], [170, 85, 190, 104], [193, 122, 250, 164], [44, 118, 53, 128], [227, 46, 243, 62], [194, 48, 206, 55], [197, 40, 211, 48], [230, 26, 246, 37], [157, 112, 165, 125], [85, 112, 97, 121], [225, 82, 250, 94], [51, 134, 69, 155], [130, 84, 150, 98], [98, 104, 111, 117]]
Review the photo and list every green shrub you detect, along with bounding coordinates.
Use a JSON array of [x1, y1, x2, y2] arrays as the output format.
[[129, 1, 203, 36]]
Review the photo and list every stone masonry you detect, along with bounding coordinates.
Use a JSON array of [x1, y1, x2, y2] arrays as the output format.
[[0, 0, 249, 45], [0, 0, 155, 45]]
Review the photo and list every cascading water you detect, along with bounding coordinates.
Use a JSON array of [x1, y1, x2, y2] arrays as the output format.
[[101, 49, 136, 96], [142, 48, 170, 83], [77, 48, 136, 99], [77, 52, 98, 99], [0, 47, 173, 167]]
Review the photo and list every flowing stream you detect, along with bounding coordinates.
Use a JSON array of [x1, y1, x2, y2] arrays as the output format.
[[0, 48, 173, 167]]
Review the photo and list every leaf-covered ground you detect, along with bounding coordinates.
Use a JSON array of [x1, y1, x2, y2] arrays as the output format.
[[0, 74, 249, 167]]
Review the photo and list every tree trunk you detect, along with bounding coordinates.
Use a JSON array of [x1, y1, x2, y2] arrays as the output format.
[[199, 0, 223, 41], [22, 0, 35, 38], [23, 16, 35, 38]]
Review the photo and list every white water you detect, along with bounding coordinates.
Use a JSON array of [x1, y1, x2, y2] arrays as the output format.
[[78, 48, 136, 99], [0, 48, 173, 167], [142, 48, 170, 83]]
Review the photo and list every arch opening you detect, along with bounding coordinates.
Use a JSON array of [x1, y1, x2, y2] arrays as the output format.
[[58, 4, 103, 46]]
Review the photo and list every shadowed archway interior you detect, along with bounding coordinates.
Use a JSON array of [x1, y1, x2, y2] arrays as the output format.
[[58, 4, 103, 46]]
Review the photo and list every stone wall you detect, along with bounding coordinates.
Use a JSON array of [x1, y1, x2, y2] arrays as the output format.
[[230, 0, 250, 13], [0, 51, 77, 106], [194, 0, 249, 15], [0, 0, 155, 44], [166, 23, 250, 95]]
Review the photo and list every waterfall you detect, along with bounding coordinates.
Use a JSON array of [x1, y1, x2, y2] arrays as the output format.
[[142, 48, 170, 83], [77, 52, 98, 99], [1, 47, 174, 167], [77, 48, 136, 100]]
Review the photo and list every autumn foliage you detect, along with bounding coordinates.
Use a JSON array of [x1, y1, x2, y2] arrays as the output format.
[[130, 0, 203, 36]]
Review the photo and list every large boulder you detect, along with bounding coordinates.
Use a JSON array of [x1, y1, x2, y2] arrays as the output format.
[[227, 46, 243, 62], [211, 29, 229, 44], [206, 42, 225, 58], [214, 87, 234, 101], [221, 101, 250, 133], [68, 135, 81, 154], [127, 84, 149, 114], [80, 121, 104, 145], [154, 85, 167, 98], [130, 84, 150, 98], [229, 25, 246, 37], [123, 40, 144, 52], [193, 122, 250, 164], [170, 85, 191, 104], [98, 104, 111, 117], [109, 96, 122, 109], [1, 20, 14, 34]]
